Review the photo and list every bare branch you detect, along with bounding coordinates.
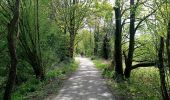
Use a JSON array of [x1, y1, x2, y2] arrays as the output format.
[[135, 9, 156, 33], [131, 62, 156, 70]]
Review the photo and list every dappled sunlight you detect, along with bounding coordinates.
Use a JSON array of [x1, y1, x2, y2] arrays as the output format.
[[52, 57, 114, 100]]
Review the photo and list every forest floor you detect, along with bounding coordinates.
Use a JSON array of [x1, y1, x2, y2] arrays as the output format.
[[93, 59, 161, 100], [10, 61, 78, 100], [46, 57, 115, 100]]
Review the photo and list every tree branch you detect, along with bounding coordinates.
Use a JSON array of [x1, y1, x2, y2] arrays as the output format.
[[135, 9, 156, 33], [131, 62, 156, 70]]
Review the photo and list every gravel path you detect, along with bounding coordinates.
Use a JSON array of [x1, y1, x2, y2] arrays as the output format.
[[51, 57, 115, 100]]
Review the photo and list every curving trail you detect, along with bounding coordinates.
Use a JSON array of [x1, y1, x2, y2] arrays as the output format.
[[51, 57, 115, 100]]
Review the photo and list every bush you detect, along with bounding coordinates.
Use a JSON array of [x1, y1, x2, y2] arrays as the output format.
[[93, 59, 162, 99], [11, 61, 79, 100]]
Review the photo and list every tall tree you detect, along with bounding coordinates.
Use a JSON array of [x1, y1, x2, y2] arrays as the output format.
[[19, 0, 44, 80], [68, 0, 76, 58], [124, 0, 157, 78], [167, 21, 170, 71], [3, 0, 19, 99], [124, 0, 135, 78], [34, 0, 44, 80], [102, 34, 110, 59], [94, 18, 100, 56], [158, 37, 170, 100], [51, 0, 90, 59], [113, 0, 124, 81]]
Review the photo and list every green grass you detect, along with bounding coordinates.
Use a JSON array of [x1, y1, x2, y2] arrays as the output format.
[[93, 59, 114, 78], [93, 59, 162, 100], [93, 59, 108, 70], [11, 61, 79, 100]]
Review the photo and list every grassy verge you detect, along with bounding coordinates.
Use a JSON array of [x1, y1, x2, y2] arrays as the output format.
[[93, 59, 114, 78], [93, 59, 161, 100], [12, 61, 79, 100], [93, 59, 108, 70]]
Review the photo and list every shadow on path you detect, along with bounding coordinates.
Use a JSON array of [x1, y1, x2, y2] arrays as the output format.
[[50, 57, 115, 100]]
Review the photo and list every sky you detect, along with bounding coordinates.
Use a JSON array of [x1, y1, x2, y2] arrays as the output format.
[[109, 0, 114, 5]]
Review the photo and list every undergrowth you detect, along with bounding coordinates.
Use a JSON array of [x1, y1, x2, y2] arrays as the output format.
[[93, 59, 161, 100], [10, 61, 78, 100]]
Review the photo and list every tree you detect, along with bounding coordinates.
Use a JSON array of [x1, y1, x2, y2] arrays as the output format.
[[167, 21, 170, 72], [144, 1, 170, 98], [158, 37, 170, 100], [102, 34, 110, 59], [124, 0, 135, 78], [156, 0, 170, 99], [124, 0, 158, 78], [3, 0, 19, 99], [19, 0, 44, 80], [50, 0, 91, 59], [68, 0, 76, 58], [113, 0, 124, 81], [94, 17, 100, 56]]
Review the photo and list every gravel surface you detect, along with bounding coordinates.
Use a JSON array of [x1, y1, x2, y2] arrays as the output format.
[[51, 57, 115, 100]]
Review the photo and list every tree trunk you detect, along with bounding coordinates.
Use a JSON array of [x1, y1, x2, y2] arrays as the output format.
[[94, 19, 99, 56], [69, 0, 76, 58], [124, 0, 135, 78], [113, 0, 123, 81], [3, 0, 19, 100], [18, 0, 45, 80], [94, 33, 99, 56], [158, 37, 170, 100], [33, 65, 44, 80], [166, 21, 170, 71], [30, 55, 44, 80], [69, 33, 75, 58], [103, 34, 109, 59], [35, 0, 44, 80]]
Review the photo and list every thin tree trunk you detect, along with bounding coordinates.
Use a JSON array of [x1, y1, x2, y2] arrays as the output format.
[[166, 21, 170, 71], [69, 0, 76, 58], [103, 34, 109, 59], [113, 0, 123, 81], [158, 37, 170, 100], [36, 0, 44, 80], [3, 0, 19, 100], [124, 0, 135, 78], [30, 55, 44, 80], [69, 33, 75, 58], [94, 23, 99, 56]]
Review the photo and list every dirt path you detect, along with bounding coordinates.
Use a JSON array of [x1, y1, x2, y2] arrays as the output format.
[[50, 57, 115, 100]]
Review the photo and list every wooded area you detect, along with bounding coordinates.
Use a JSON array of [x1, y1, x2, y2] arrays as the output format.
[[0, 0, 170, 100]]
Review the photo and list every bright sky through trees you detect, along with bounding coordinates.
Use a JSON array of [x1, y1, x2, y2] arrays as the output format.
[[109, 0, 114, 5]]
